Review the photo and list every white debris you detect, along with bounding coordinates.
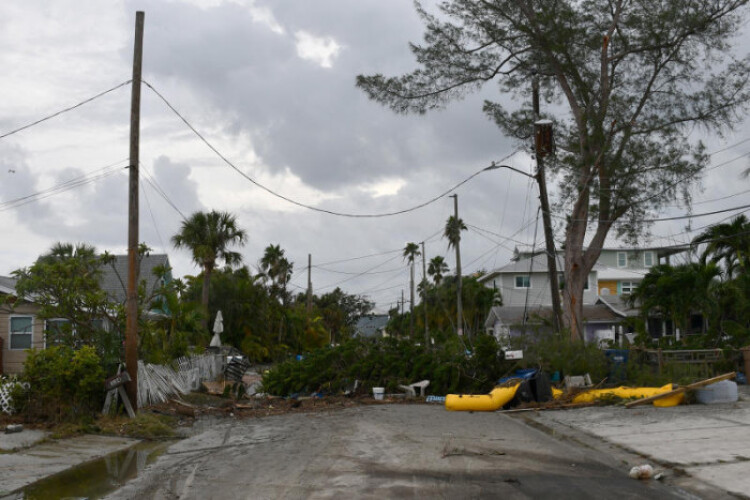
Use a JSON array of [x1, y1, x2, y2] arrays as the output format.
[[629, 464, 654, 480]]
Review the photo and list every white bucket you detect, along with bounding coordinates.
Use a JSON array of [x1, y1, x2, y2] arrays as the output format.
[[372, 387, 385, 401]]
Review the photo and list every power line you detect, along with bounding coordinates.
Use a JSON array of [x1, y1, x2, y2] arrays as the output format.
[[316, 248, 403, 267], [140, 162, 187, 220], [317, 253, 404, 292], [144, 80, 521, 218], [0, 160, 127, 212], [0, 81, 132, 140], [140, 175, 166, 251], [312, 265, 404, 275]]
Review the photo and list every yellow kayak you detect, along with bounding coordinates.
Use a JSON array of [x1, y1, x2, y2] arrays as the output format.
[[572, 383, 684, 407], [445, 383, 521, 411]]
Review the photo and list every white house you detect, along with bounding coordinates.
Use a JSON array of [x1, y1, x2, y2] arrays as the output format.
[[480, 246, 687, 346]]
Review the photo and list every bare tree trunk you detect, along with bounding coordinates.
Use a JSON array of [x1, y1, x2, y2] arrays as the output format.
[[562, 179, 613, 341]]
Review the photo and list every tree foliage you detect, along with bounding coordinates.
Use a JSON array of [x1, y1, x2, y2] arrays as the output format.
[[261, 335, 511, 397], [357, 0, 750, 339], [693, 215, 750, 278], [12, 243, 118, 344], [13, 346, 104, 421], [172, 210, 247, 328], [428, 255, 450, 285], [389, 275, 500, 340]]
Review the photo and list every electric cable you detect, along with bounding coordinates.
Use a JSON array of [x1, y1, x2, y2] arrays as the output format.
[[144, 80, 522, 218], [0, 81, 132, 140], [0, 160, 126, 212]]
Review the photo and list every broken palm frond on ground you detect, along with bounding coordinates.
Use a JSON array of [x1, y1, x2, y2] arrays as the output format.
[[137, 353, 225, 408]]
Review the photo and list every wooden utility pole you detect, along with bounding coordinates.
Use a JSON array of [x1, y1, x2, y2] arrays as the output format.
[[532, 77, 563, 335], [306, 254, 313, 313], [125, 11, 144, 412], [450, 194, 463, 336], [421, 241, 428, 346], [409, 253, 415, 338]]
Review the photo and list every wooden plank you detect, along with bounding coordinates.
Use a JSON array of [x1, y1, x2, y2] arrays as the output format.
[[624, 372, 736, 408]]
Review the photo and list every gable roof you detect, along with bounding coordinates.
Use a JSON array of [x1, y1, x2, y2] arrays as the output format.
[[484, 302, 621, 328], [0, 275, 17, 295], [1, 255, 170, 306], [100, 254, 171, 304]]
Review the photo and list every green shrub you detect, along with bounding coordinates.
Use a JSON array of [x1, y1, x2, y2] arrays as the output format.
[[261, 335, 513, 397], [520, 333, 609, 382], [13, 346, 105, 422]]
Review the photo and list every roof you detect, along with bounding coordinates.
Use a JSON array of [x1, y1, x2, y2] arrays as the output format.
[[479, 253, 603, 283], [479, 254, 565, 282], [485, 302, 622, 328], [596, 266, 647, 280], [0, 275, 17, 295], [597, 294, 640, 317], [354, 314, 389, 338], [100, 254, 170, 304]]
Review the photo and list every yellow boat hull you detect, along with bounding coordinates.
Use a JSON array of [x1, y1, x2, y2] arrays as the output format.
[[445, 383, 521, 411], [572, 383, 684, 407]]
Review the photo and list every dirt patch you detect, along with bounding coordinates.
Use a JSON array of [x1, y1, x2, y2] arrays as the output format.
[[147, 393, 426, 422]]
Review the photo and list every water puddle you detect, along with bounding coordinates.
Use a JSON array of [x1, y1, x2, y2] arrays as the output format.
[[13, 440, 171, 500]]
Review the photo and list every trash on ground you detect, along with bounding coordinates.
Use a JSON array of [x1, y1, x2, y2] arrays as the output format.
[[625, 372, 736, 408], [696, 379, 738, 404], [564, 374, 593, 390], [5, 424, 23, 434], [398, 379, 430, 397], [426, 395, 446, 403], [629, 464, 654, 480]]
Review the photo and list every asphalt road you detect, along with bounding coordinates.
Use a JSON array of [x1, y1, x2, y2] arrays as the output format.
[[106, 404, 692, 499]]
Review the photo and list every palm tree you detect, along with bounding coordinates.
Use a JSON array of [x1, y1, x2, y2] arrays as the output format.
[[403, 242, 421, 337], [260, 244, 294, 342], [629, 263, 720, 336], [428, 256, 449, 286], [260, 244, 293, 302], [692, 215, 750, 278], [444, 215, 467, 250], [444, 215, 467, 335], [172, 210, 247, 329]]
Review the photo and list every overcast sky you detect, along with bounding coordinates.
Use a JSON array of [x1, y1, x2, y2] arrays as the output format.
[[2, 0, 750, 313]]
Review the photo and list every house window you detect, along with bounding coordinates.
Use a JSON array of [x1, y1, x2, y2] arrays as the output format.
[[644, 251, 654, 267], [10, 316, 33, 350], [45, 319, 71, 347], [617, 252, 627, 268], [515, 275, 531, 288], [621, 281, 637, 294]]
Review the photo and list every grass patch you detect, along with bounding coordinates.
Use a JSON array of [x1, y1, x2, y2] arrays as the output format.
[[97, 413, 177, 440]]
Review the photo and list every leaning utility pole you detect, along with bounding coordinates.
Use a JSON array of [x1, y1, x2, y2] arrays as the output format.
[[421, 241, 428, 346], [450, 194, 463, 336], [533, 77, 563, 335], [125, 11, 144, 412], [306, 254, 313, 314]]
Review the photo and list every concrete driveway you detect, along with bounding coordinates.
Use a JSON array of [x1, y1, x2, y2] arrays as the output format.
[[107, 404, 686, 499], [529, 386, 750, 499]]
